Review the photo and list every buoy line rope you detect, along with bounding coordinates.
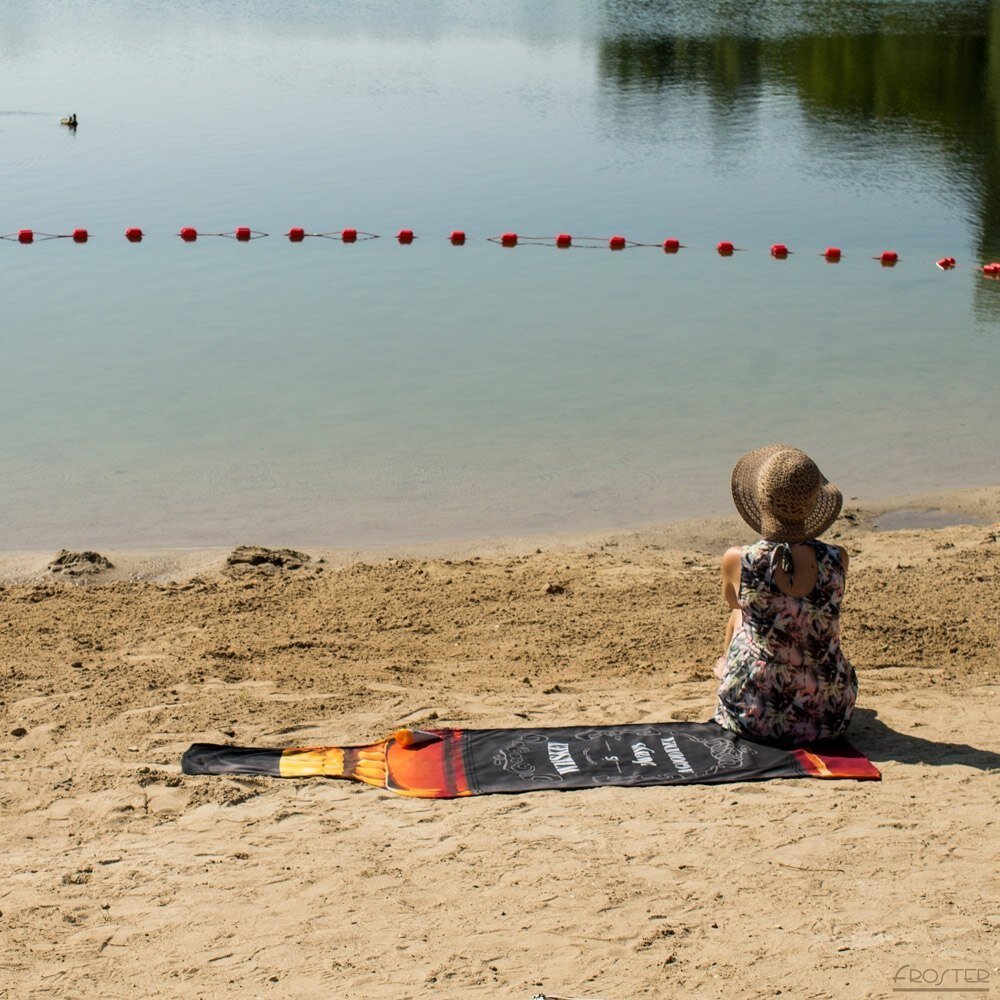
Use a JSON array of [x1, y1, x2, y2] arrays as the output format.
[[1, 226, 996, 273]]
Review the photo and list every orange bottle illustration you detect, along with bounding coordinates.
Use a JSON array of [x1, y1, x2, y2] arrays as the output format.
[[275, 729, 473, 798]]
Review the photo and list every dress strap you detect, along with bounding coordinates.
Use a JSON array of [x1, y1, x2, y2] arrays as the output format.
[[766, 541, 795, 587]]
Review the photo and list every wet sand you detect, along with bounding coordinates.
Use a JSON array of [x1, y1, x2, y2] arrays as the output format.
[[1, 487, 998, 998]]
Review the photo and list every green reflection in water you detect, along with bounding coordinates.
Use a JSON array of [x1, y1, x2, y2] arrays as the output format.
[[597, 1, 1000, 314]]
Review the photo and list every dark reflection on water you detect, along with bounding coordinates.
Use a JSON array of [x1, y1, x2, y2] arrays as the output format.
[[598, 0, 1000, 316], [602, 0, 989, 39]]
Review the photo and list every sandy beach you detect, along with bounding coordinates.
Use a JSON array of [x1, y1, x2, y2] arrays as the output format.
[[1, 487, 998, 999]]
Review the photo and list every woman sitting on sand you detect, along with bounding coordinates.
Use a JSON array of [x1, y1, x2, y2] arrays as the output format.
[[713, 445, 858, 746]]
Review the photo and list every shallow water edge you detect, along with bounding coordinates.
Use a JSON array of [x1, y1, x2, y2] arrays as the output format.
[[1, 483, 996, 585]]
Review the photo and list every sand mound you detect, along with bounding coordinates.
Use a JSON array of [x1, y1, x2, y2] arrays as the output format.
[[47, 549, 114, 576], [224, 545, 312, 575]]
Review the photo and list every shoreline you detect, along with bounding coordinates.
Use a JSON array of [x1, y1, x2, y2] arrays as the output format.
[[3, 483, 998, 585]]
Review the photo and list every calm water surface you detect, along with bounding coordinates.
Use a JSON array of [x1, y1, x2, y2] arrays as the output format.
[[1, 1, 998, 547]]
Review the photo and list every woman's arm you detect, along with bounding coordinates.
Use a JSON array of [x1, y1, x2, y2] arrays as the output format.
[[836, 546, 849, 574], [716, 547, 743, 676]]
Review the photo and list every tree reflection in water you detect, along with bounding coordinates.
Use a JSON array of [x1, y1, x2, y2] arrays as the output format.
[[597, 0, 1000, 317]]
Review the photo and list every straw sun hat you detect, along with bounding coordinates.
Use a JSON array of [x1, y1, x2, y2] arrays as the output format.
[[731, 445, 842, 543]]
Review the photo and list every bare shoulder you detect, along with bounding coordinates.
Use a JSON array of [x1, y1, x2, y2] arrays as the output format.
[[720, 545, 743, 606], [721, 546, 743, 575]]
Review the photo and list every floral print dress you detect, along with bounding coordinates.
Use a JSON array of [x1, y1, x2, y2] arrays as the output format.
[[714, 539, 858, 745]]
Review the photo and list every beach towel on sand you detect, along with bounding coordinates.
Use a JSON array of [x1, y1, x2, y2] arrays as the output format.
[[182, 721, 879, 797]]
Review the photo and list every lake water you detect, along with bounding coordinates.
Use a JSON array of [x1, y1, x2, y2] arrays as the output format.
[[1, 0, 998, 548]]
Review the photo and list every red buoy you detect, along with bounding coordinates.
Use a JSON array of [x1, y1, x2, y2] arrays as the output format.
[[556, 233, 572, 248], [982, 262, 1000, 277], [235, 226, 252, 242], [662, 238, 680, 253], [500, 232, 517, 247], [450, 230, 466, 245], [824, 246, 842, 261], [770, 243, 788, 258], [937, 257, 957, 269], [179, 227, 197, 242], [125, 227, 143, 243], [288, 227, 305, 242], [397, 229, 414, 244], [72, 228, 88, 243], [717, 240, 734, 256], [342, 228, 358, 243], [879, 250, 898, 265], [18, 229, 33, 244], [609, 235, 627, 250]]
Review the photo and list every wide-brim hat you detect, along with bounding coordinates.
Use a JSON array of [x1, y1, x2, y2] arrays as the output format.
[[731, 445, 842, 543]]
